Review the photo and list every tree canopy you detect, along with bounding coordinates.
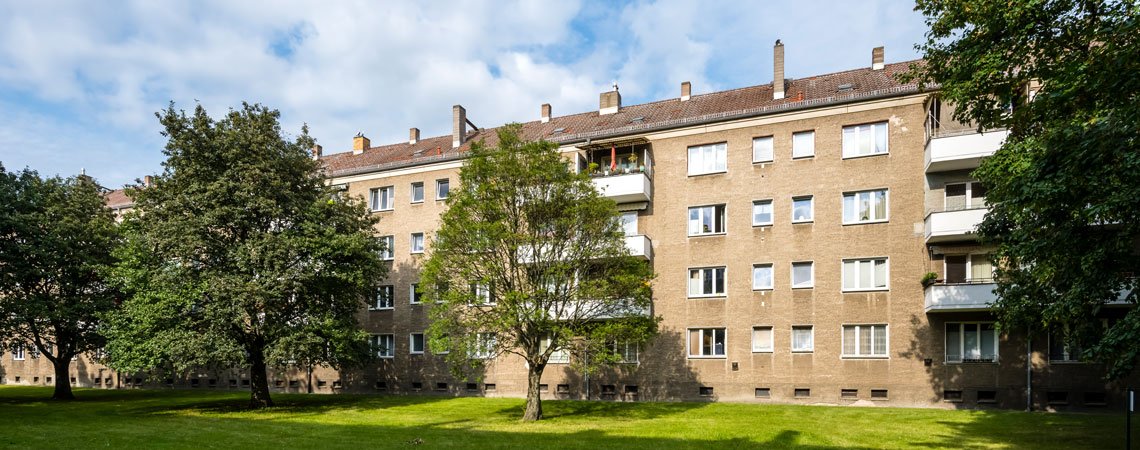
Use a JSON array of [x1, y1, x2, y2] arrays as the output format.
[[105, 103, 387, 407], [422, 125, 657, 421], [908, 0, 1140, 377], [0, 165, 120, 400]]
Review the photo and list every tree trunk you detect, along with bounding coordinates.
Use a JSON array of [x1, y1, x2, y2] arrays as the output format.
[[51, 357, 75, 400], [522, 363, 545, 421], [248, 345, 274, 408]]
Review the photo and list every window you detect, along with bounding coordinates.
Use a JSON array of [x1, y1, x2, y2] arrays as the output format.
[[410, 182, 424, 203], [410, 233, 425, 253], [1048, 330, 1082, 362], [409, 333, 425, 354], [842, 258, 889, 291], [410, 284, 423, 304], [379, 235, 394, 260], [540, 336, 570, 364], [945, 322, 998, 363], [843, 189, 888, 224], [688, 267, 726, 297], [943, 254, 994, 283], [751, 327, 774, 352], [619, 211, 638, 236], [472, 283, 494, 305], [791, 262, 814, 289], [794, 388, 811, 398], [369, 186, 394, 211], [791, 196, 813, 222], [842, 325, 888, 357], [842, 122, 889, 158], [752, 264, 774, 290], [792, 131, 815, 158], [752, 136, 774, 163], [612, 341, 639, 363], [752, 200, 773, 226], [688, 204, 726, 235], [472, 333, 496, 359], [687, 142, 727, 175], [372, 285, 394, 310], [436, 179, 450, 199], [755, 388, 771, 398], [944, 181, 987, 210], [372, 334, 395, 358], [12, 344, 25, 361], [688, 328, 726, 357], [791, 326, 814, 352]]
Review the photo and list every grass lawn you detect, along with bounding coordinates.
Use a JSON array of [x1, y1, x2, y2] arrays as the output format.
[[0, 386, 1131, 449]]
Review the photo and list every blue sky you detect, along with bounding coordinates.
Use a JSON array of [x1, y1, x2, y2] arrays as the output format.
[[0, 0, 928, 188]]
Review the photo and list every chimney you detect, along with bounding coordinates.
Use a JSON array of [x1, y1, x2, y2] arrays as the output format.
[[452, 105, 466, 149], [541, 103, 551, 123], [143, 175, 154, 187], [872, 46, 885, 70], [409, 128, 420, 145], [311, 144, 323, 160], [352, 133, 369, 155], [773, 39, 785, 100], [599, 83, 621, 115], [681, 81, 692, 101]]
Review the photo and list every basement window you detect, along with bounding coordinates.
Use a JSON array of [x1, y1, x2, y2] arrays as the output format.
[[755, 388, 771, 398], [374, 381, 387, 390], [977, 390, 997, 403], [484, 383, 496, 391], [841, 389, 858, 399], [1083, 392, 1106, 406], [435, 382, 448, 391], [943, 390, 963, 402], [871, 389, 889, 400], [1047, 391, 1069, 405], [466, 383, 478, 391], [699, 386, 714, 397], [557, 384, 570, 394], [539, 384, 549, 392], [794, 388, 811, 398], [411, 382, 423, 391]]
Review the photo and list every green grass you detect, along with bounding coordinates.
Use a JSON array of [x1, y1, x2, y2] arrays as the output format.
[[0, 386, 1132, 449]]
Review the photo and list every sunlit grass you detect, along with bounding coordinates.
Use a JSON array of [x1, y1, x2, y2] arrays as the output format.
[[0, 386, 1129, 449]]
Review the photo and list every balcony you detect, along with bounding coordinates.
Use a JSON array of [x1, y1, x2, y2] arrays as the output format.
[[925, 129, 1009, 173], [592, 172, 651, 204], [925, 208, 988, 243], [925, 282, 997, 313], [625, 234, 652, 260]]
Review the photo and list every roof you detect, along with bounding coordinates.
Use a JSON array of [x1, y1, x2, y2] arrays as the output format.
[[105, 189, 134, 209], [321, 60, 924, 178]]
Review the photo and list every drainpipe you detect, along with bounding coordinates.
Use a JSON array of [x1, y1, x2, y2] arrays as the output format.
[[1026, 328, 1032, 411]]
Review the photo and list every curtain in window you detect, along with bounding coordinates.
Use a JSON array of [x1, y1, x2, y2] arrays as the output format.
[[752, 328, 772, 352], [793, 327, 813, 350], [970, 256, 994, 282]]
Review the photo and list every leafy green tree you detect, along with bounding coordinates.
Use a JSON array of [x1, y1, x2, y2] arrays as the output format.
[[0, 165, 119, 400], [422, 124, 657, 421], [105, 103, 386, 407], [908, 0, 1140, 377]]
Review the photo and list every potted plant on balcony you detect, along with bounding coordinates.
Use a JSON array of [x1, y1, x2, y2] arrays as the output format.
[[921, 271, 940, 288], [626, 153, 638, 174]]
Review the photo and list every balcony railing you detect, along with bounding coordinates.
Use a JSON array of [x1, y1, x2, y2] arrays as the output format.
[[625, 235, 652, 260], [925, 207, 988, 243], [925, 129, 1009, 173], [591, 172, 651, 204], [925, 282, 998, 313]]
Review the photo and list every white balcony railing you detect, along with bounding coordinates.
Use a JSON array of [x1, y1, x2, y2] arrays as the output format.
[[925, 130, 1009, 173], [925, 282, 997, 312], [592, 172, 651, 204], [925, 208, 988, 243], [625, 235, 652, 260]]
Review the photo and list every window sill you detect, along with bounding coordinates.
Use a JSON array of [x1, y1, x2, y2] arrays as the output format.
[[752, 350, 774, 354], [841, 152, 889, 160], [752, 160, 774, 165], [752, 287, 774, 292], [752, 223, 774, 228], [688, 295, 727, 300], [371, 209, 394, 213], [791, 286, 814, 290], [370, 307, 395, 311], [411, 201, 424, 205], [687, 171, 728, 178], [410, 251, 424, 255], [688, 355, 727, 360], [688, 232, 727, 238], [378, 356, 395, 360], [791, 155, 815, 160], [409, 352, 424, 356], [409, 302, 422, 306], [791, 350, 814, 354], [791, 220, 814, 224], [945, 360, 999, 365], [841, 288, 889, 293], [841, 355, 889, 360], [842, 220, 889, 226], [1048, 360, 1087, 365]]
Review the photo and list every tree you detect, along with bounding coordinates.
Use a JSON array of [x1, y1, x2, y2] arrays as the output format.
[[0, 164, 119, 400], [105, 103, 387, 408], [907, 0, 1140, 377], [421, 124, 657, 421]]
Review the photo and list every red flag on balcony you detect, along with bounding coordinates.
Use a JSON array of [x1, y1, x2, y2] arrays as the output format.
[[610, 144, 617, 172]]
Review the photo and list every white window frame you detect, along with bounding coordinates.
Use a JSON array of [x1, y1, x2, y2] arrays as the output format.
[[752, 136, 774, 163], [791, 261, 814, 289], [409, 283, 422, 304], [687, 142, 728, 176], [841, 324, 889, 358], [688, 267, 727, 298], [370, 186, 394, 212], [1047, 331, 1084, 363], [944, 322, 999, 363], [943, 253, 995, 283], [791, 326, 814, 352], [12, 344, 25, 361], [472, 333, 496, 359], [612, 341, 639, 364], [540, 336, 571, 364], [687, 327, 727, 358], [410, 232, 425, 254], [410, 182, 424, 203], [752, 200, 774, 226], [436, 179, 450, 200], [472, 283, 494, 305], [841, 257, 890, 292], [943, 181, 986, 210], [841, 121, 889, 158], [791, 196, 814, 223], [409, 333, 425, 355], [373, 334, 395, 359], [751, 326, 774, 353], [792, 130, 815, 159], [842, 189, 889, 224], [379, 235, 394, 261], [752, 263, 774, 290], [371, 285, 394, 310], [687, 204, 727, 236]]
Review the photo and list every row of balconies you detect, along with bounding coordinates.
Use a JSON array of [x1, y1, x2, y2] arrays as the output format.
[[926, 283, 1133, 313]]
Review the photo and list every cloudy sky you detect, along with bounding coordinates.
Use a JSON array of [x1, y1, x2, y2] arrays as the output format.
[[0, 0, 928, 188]]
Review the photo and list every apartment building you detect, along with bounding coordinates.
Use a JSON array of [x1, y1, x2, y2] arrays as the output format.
[[2, 41, 1133, 409]]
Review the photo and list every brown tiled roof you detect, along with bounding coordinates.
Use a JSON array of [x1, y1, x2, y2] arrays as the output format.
[[105, 189, 133, 209], [322, 60, 924, 178]]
